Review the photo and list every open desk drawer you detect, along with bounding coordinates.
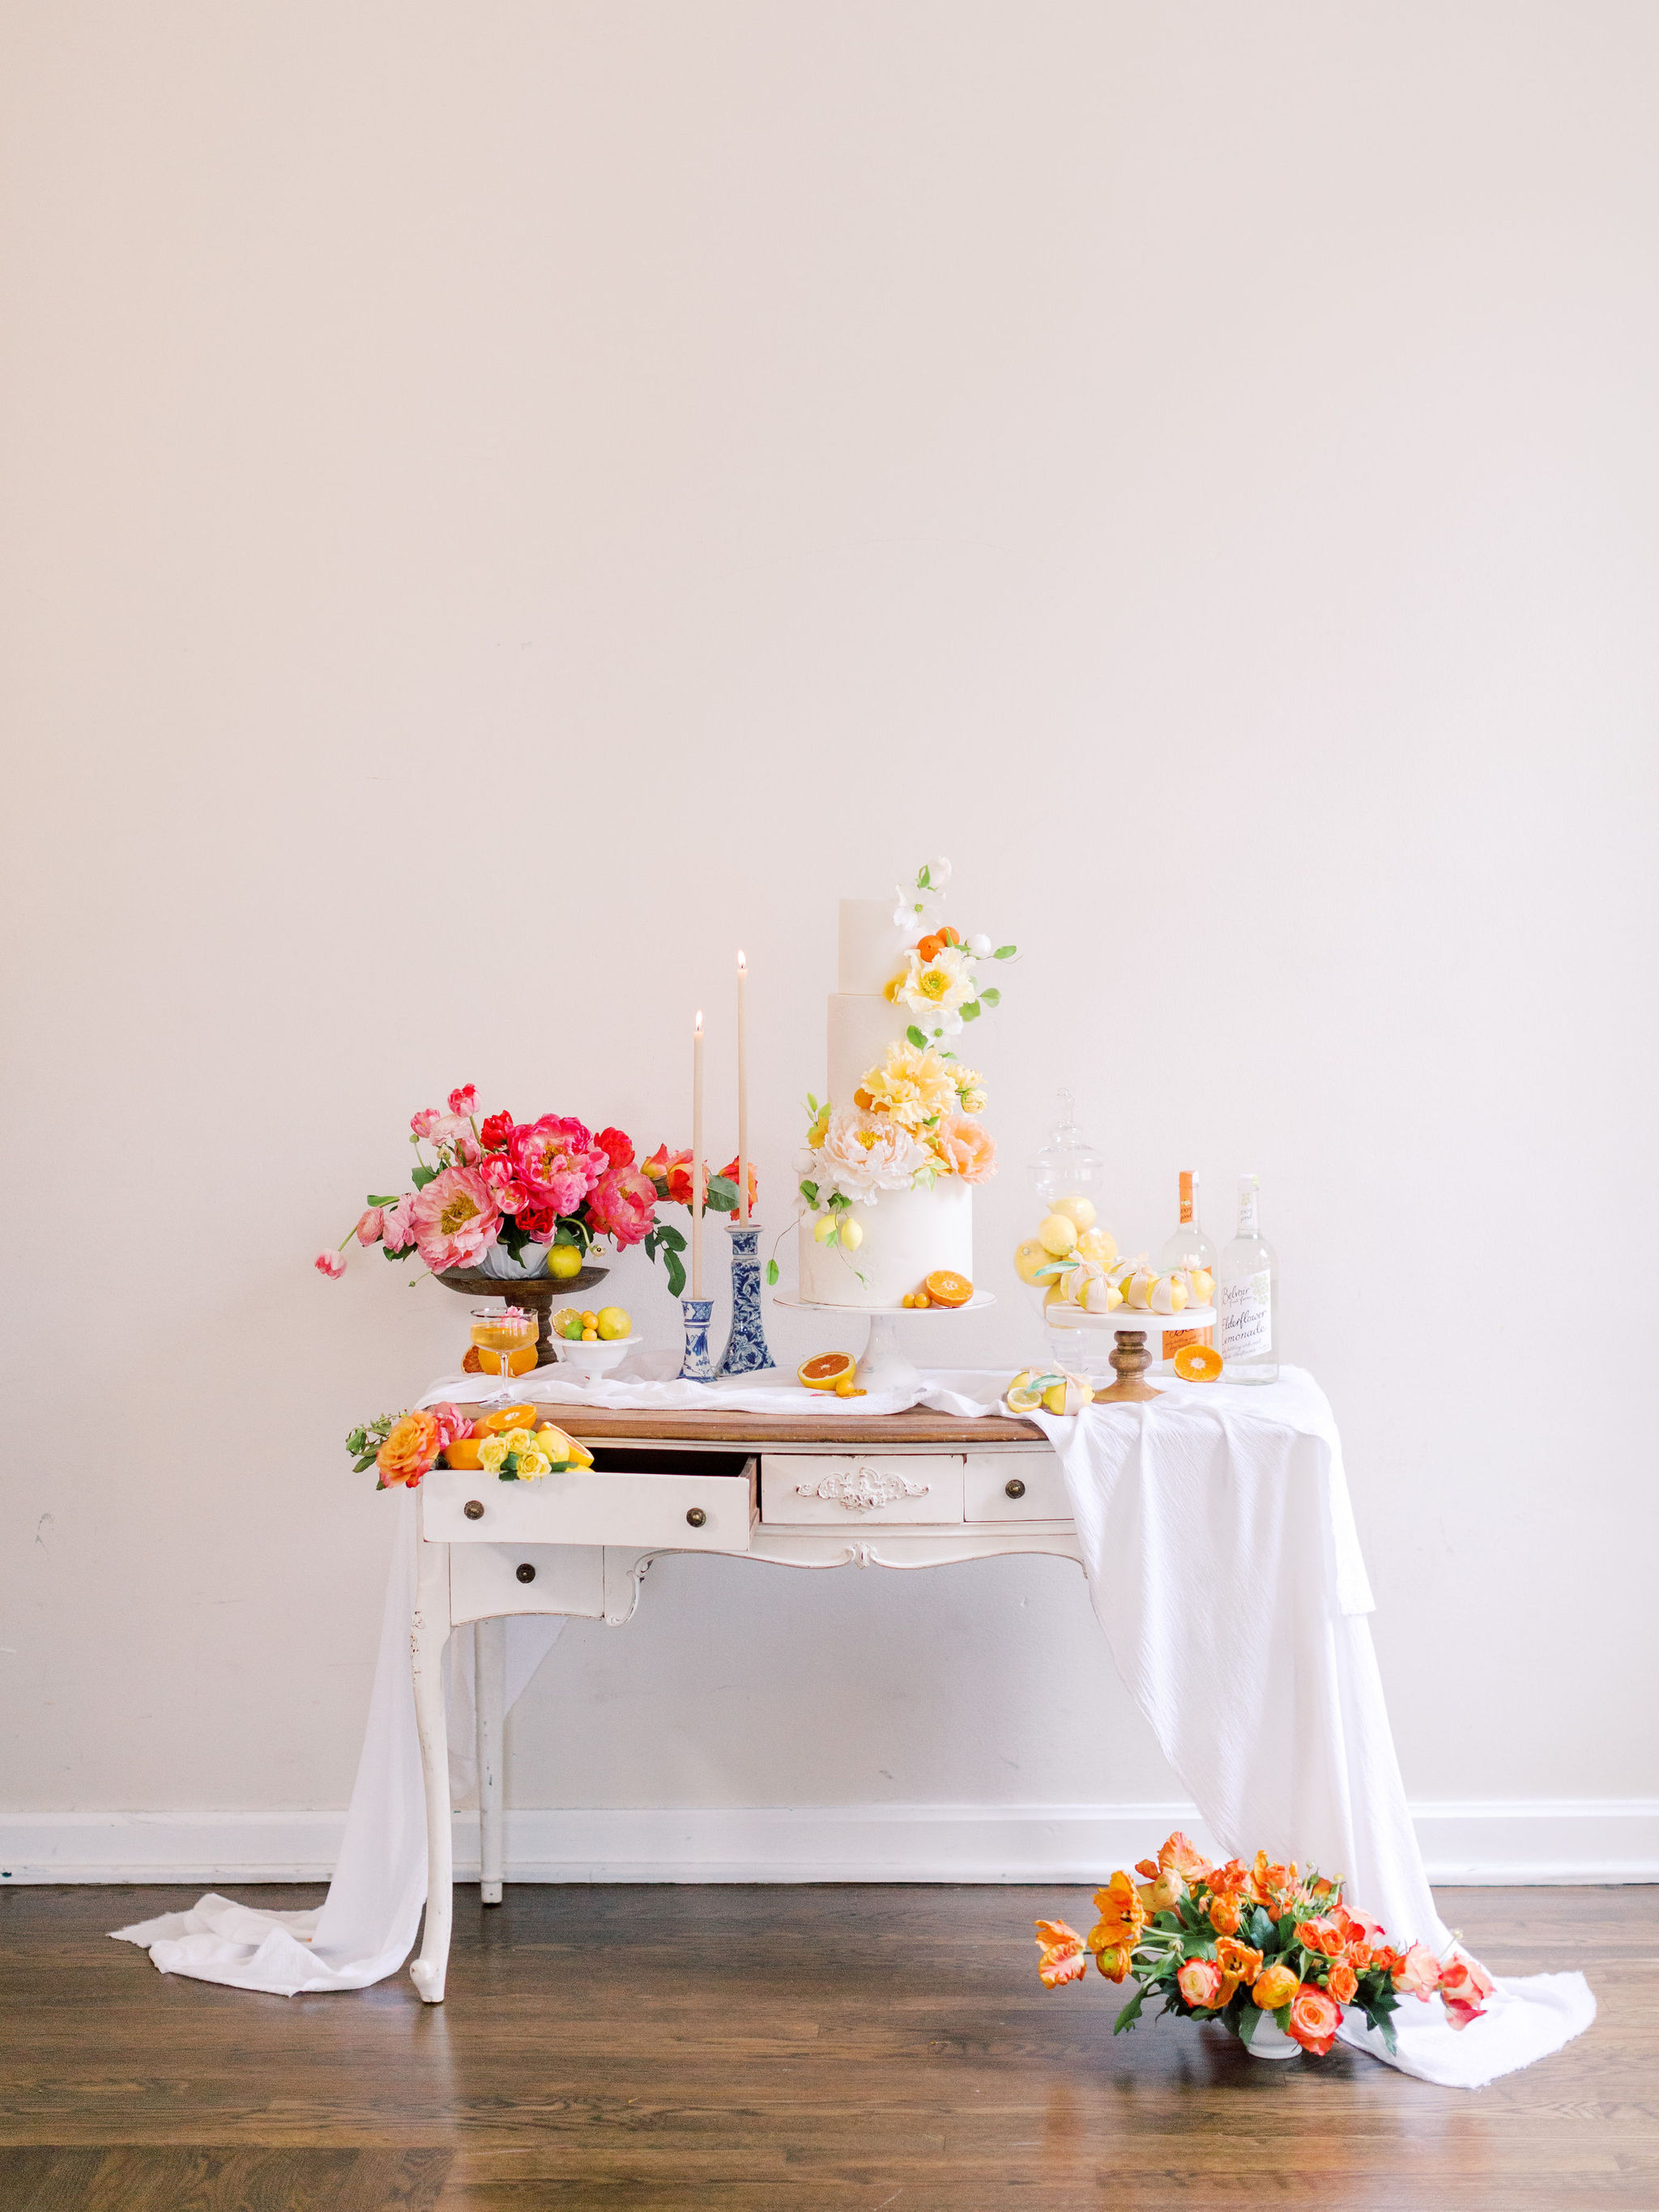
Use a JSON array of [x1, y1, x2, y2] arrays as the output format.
[[423, 1447, 757, 1553]]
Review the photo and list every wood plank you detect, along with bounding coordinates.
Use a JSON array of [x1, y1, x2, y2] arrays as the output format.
[[450, 1400, 1046, 1447], [2, 1884, 1644, 2210]]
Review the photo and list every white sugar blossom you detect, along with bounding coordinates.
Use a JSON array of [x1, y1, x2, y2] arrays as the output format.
[[895, 942, 977, 1035], [812, 1110, 929, 1202]]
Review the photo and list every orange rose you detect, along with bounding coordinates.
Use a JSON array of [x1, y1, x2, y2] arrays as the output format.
[[377, 1411, 441, 1488], [1438, 1954, 1494, 2031], [1035, 1918, 1088, 1988], [1299, 1917, 1346, 1958], [1252, 1961, 1299, 2011], [1215, 1938, 1263, 1987], [1207, 1894, 1242, 1937], [1090, 1870, 1146, 1950], [1176, 1958, 1226, 2010], [1326, 1959, 1358, 2005], [1287, 1983, 1343, 2055]]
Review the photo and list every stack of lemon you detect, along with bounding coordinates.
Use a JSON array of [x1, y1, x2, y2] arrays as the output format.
[[1005, 1366, 1094, 1416], [1014, 1196, 1121, 1314], [554, 1306, 632, 1345]]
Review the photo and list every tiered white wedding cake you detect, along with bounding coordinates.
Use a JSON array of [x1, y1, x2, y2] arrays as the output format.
[[795, 863, 1011, 1310]]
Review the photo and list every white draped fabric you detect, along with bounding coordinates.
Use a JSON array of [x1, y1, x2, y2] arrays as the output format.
[[114, 1364, 1593, 2085]]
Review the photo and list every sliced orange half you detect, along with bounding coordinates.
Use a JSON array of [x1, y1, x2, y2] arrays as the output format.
[[475, 1402, 539, 1434], [923, 1269, 973, 1309], [1173, 1343, 1224, 1383], [798, 1352, 857, 1392]]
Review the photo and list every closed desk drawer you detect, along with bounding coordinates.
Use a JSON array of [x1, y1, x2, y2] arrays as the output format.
[[761, 1454, 964, 1525], [962, 1451, 1070, 1522], [450, 1542, 605, 1622], [424, 1456, 755, 1552]]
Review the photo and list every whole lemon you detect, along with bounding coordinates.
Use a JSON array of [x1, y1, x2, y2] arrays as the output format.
[[546, 1244, 584, 1281], [1037, 1213, 1079, 1259], [595, 1306, 632, 1340], [1013, 1238, 1052, 1286], [1051, 1195, 1097, 1232], [838, 1217, 864, 1251], [1076, 1225, 1118, 1266]]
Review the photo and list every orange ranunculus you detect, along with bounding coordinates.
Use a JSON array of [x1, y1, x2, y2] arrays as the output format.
[[1207, 1894, 1242, 1937], [1261, 1971, 1301, 2016], [1090, 1871, 1146, 1950], [1094, 1943, 1134, 1983], [1176, 1958, 1226, 2011], [1299, 1917, 1346, 1958], [1326, 1959, 1358, 2006], [377, 1411, 441, 1488], [1137, 1869, 1187, 1918], [1287, 1984, 1343, 2056], [1215, 1938, 1264, 1988], [1035, 1919, 1088, 1988], [1158, 1831, 1213, 1884], [1207, 1858, 1252, 1899]]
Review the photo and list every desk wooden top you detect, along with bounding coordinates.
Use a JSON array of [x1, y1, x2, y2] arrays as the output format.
[[453, 1401, 1046, 1448]]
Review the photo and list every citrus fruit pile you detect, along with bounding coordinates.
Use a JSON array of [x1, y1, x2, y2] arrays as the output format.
[[797, 1353, 867, 1399], [901, 1269, 973, 1310], [1017, 1196, 1213, 1319], [442, 1408, 596, 1479], [1005, 1366, 1094, 1417], [554, 1306, 631, 1345]]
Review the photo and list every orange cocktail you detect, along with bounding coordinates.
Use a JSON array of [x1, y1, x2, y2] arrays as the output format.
[[470, 1305, 538, 1405]]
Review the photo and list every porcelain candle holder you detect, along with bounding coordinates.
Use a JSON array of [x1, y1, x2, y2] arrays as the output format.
[[715, 1223, 774, 1376], [678, 1297, 716, 1383]]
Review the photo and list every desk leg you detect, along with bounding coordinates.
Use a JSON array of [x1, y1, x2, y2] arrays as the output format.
[[476, 1615, 505, 1905], [409, 1546, 453, 2005]]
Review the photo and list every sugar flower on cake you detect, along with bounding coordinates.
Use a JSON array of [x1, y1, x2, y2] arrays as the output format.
[[814, 1110, 931, 1201], [892, 940, 978, 1034], [932, 1110, 996, 1183], [856, 1039, 960, 1131], [883, 859, 1017, 1041]]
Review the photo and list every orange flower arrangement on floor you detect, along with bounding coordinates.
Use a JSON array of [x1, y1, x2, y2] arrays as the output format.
[[1035, 1831, 1492, 2056]]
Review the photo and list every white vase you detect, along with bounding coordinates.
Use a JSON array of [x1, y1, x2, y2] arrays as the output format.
[[1244, 2010, 1303, 2060], [476, 1242, 548, 1281]]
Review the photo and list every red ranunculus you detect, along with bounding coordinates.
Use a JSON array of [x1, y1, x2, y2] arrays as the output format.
[[516, 1203, 558, 1243], [447, 1085, 478, 1117], [595, 1127, 636, 1170], [719, 1157, 760, 1219], [480, 1110, 514, 1152]]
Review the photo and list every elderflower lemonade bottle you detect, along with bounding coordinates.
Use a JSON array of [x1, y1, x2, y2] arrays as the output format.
[[1217, 1174, 1277, 1383]]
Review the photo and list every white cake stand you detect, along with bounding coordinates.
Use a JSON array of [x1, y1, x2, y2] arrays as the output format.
[[772, 1291, 996, 1393], [1043, 1302, 1217, 1378]]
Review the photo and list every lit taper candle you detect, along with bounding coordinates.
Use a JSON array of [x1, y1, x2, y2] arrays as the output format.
[[691, 1008, 705, 1297], [736, 950, 749, 1223]]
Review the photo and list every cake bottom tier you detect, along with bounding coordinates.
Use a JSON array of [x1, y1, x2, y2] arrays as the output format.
[[797, 1178, 973, 1308]]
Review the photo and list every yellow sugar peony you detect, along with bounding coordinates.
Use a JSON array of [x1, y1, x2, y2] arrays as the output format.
[[859, 1039, 959, 1131]]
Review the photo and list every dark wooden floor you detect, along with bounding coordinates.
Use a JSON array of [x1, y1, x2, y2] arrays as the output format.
[[0, 1883, 1648, 2210]]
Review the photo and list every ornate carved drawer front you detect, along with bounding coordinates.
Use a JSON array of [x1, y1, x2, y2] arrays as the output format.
[[424, 1457, 755, 1553], [449, 1542, 605, 1624], [962, 1451, 1070, 1522], [761, 1454, 965, 1526]]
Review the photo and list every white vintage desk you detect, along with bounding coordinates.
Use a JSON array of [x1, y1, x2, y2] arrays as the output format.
[[408, 1388, 1078, 2001]]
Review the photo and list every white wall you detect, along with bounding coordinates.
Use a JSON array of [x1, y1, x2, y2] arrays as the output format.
[[4, 1, 1657, 1881]]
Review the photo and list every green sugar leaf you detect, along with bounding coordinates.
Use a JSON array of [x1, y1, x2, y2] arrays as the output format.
[[906, 1025, 927, 1049]]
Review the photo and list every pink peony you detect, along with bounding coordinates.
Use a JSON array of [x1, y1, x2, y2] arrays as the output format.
[[447, 1085, 478, 1117], [586, 1164, 658, 1247], [1438, 1954, 1494, 2031], [595, 1126, 636, 1170], [510, 1115, 608, 1217], [428, 1113, 480, 1165], [429, 1401, 470, 1452], [355, 1208, 384, 1246], [481, 1157, 529, 1213], [933, 1112, 997, 1184], [410, 1108, 440, 1139], [381, 1193, 416, 1251], [314, 1251, 347, 1279], [408, 1165, 501, 1272]]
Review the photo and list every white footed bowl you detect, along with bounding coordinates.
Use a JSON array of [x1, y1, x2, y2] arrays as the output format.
[[554, 1338, 631, 1378]]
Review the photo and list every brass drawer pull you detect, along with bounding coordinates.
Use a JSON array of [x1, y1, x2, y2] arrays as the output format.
[[515, 1562, 536, 1583], [685, 1507, 707, 1528], [1004, 1478, 1026, 1499], [463, 1500, 485, 1521]]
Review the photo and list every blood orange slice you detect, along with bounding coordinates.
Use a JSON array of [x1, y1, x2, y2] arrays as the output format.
[[923, 1269, 973, 1309], [798, 1353, 857, 1392]]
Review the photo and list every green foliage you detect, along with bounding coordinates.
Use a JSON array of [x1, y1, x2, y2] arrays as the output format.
[[704, 1174, 740, 1213], [994, 944, 1017, 959], [959, 1000, 980, 1021], [906, 1025, 928, 1049], [799, 1179, 821, 1209], [410, 1163, 437, 1190], [978, 987, 1000, 1007], [367, 1194, 399, 1208], [644, 1221, 689, 1299], [765, 1258, 780, 1285]]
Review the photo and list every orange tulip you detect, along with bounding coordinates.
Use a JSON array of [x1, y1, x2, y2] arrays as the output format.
[[1034, 1918, 1088, 1988], [1090, 1870, 1147, 1950], [1215, 1938, 1264, 1988]]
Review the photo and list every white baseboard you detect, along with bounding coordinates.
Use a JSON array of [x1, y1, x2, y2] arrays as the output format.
[[3, 1800, 1654, 1887]]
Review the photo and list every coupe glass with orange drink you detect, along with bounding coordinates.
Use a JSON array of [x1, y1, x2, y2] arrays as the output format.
[[470, 1305, 539, 1406]]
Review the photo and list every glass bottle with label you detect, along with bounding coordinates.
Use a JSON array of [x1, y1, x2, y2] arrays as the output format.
[[1218, 1174, 1277, 1383], [1155, 1170, 1217, 1361]]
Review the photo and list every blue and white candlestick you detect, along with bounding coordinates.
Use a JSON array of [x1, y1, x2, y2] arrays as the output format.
[[678, 1296, 717, 1383], [715, 1222, 774, 1377]]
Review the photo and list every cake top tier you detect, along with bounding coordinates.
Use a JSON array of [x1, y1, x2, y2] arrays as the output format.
[[838, 898, 913, 997]]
